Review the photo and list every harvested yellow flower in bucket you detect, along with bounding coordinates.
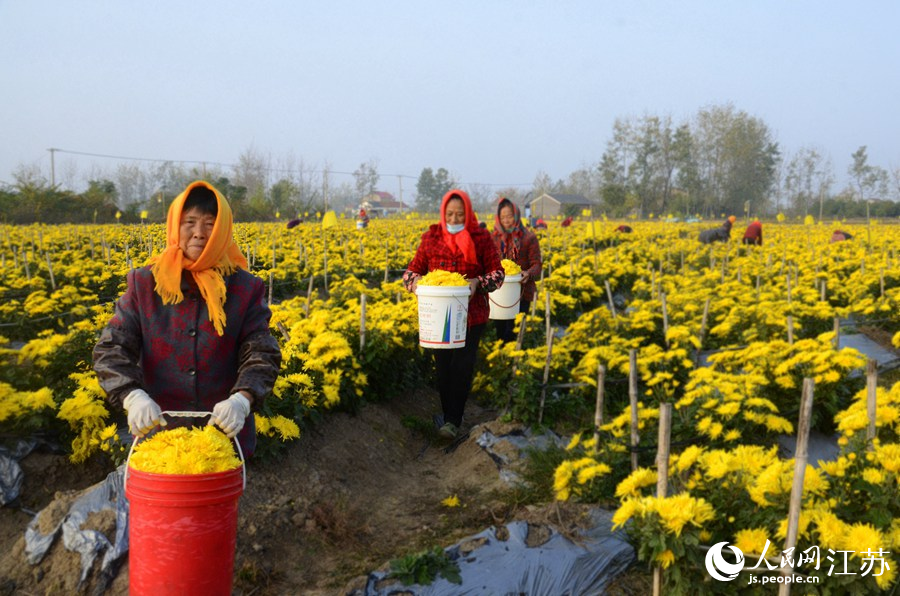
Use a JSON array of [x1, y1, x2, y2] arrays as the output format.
[[419, 270, 468, 287], [501, 259, 522, 275], [129, 426, 241, 474]]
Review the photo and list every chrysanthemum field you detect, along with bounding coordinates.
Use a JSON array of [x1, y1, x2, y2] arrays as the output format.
[[3, 216, 900, 593]]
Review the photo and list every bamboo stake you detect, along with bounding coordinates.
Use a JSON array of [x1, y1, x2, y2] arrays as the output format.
[[629, 349, 639, 471], [866, 359, 877, 453], [22, 245, 30, 280], [268, 271, 274, 306], [537, 332, 554, 426], [593, 365, 606, 445], [778, 378, 815, 595], [545, 289, 551, 345], [833, 318, 840, 349], [660, 292, 669, 346], [787, 315, 794, 345], [321, 231, 330, 295], [305, 275, 314, 316], [45, 252, 56, 290], [652, 403, 673, 596], [656, 403, 672, 497], [605, 280, 617, 318], [695, 297, 711, 366], [360, 294, 367, 352]]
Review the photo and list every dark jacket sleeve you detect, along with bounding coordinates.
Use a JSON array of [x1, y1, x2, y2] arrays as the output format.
[[93, 270, 145, 408], [475, 231, 504, 293], [231, 278, 282, 411]]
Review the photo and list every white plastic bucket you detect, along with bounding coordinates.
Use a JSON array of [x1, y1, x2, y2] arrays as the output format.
[[356, 221, 366, 229], [489, 273, 523, 320], [415, 285, 470, 349]]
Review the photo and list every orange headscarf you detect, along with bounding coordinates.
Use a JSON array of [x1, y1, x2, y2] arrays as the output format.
[[440, 189, 479, 265], [148, 180, 248, 336]]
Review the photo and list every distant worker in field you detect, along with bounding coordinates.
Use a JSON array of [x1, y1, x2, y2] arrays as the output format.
[[533, 218, 548, 230], [831, 229, 853, 243], [357, 207, 369, 229], [93, 180, 282, 457], [698, 215, 736, 244], [615, 224, 633, 233], [491, 198, 543, 343], [561, 216, 573, 227], [742, 220, 763, 245], [403, 190, 504, 440]]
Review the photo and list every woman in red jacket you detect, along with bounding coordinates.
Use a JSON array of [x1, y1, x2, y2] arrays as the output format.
[[403, 190, 504, 439], [491, 198, 542, 343]]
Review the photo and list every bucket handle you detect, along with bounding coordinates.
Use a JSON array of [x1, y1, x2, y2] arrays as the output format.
[[488, 295, 522, 309], [123, 410, 247, 495]]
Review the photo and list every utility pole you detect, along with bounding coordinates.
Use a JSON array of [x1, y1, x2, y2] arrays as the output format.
[[398, 175, 403, 214], [48, 148, 58, 187], [323, 168, 329, 210]]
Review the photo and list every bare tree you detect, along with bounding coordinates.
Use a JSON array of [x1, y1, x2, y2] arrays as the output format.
[[232, 146, 270, 200]]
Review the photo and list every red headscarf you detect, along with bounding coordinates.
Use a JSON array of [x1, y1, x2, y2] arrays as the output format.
[[440, 189, 479, 265], [492, 198, 525, 260]]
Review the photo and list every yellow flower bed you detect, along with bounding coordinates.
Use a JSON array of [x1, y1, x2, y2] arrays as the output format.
[[501, 259, 522, 275], [129, 426, 241, 474], [418, 269, 468, 287]]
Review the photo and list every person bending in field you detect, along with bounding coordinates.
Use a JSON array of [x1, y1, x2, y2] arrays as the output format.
[[699, 216, 735, 244], [831, 229, 853, 243], [742, 220, 763, 245], [93, 180, 282, 457]]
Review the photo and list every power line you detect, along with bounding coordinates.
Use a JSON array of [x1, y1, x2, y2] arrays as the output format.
[[49, 148, 533, 188]]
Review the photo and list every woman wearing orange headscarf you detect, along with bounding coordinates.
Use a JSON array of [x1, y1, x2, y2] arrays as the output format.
[[404, 190, 504, 439], [93, 181, 281, 456]]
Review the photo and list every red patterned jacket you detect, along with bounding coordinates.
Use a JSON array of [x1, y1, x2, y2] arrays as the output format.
[[93, 266, 282, 456], [403, 224, 504, 327]]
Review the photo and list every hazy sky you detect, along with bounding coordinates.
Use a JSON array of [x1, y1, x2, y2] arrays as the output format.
[[1, 1, 898, 196]]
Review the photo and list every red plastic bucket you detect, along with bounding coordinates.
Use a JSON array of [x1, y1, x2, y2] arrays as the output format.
[[124, 412, 245, 595], [126, 466, 243, 595]]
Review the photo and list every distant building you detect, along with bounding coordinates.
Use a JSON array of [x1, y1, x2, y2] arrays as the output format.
[[361, 191, 410, 216], [526, 193, 593, 218]]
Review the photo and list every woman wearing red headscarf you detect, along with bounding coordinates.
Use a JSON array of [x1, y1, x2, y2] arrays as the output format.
[[404, 190, 504, 439], [93, 180, 282, 457], [491, 198, 542, 343]]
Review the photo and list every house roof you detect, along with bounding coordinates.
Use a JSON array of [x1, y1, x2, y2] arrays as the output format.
[[370, 200, 409, 210], [366, 191, 396, 203], [530, 193, 592, 205]]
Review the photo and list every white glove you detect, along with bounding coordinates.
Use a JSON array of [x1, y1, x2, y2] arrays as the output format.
[[123, 389, 165, 436], [208, 393, 251, 438]]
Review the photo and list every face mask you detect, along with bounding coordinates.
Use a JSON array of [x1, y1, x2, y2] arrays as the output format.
[[446, 223, 465, 234]]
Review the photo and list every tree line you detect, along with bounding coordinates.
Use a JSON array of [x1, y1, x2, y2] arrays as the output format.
[[2, 103, 898, 223]]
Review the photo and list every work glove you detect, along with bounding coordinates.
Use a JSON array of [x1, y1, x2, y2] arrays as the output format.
[[123, 389, 165, 436], [208, 393, 251, 438]]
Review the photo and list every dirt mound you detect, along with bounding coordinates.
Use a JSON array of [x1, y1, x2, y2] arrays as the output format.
[[0, 389, 534, 595]]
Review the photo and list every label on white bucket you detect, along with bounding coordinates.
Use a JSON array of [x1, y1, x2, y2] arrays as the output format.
[[416, 286, 469, 349]]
